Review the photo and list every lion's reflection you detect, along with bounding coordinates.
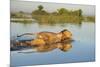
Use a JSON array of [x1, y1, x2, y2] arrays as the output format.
[[32, 41, 72, 52]]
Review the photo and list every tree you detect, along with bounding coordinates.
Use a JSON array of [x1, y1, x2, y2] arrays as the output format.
[[57, 8, 69, 15], [78, 9, 82, 16], [32, 5, 48, 15], [38, 5, 43, 11]]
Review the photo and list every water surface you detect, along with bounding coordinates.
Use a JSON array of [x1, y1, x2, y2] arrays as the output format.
[[10, 21, 95, 66]]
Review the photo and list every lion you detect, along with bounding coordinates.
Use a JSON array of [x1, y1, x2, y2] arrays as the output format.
[[16, 29, 72, 46], [35, 29, 72, 44]]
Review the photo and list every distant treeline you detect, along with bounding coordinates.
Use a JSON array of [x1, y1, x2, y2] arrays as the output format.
[[32, 5, 82, 16], [11, 11, 32, 18], [11, 5, 95, 23]]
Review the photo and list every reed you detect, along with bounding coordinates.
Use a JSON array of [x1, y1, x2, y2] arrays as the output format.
[[32, 15, 83, 24]]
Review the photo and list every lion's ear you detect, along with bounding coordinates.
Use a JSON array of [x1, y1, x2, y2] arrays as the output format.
[[61, 29, 68, 33]]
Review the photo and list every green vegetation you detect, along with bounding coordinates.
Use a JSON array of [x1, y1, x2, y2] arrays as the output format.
[[32, 15, 82, 23], [11, 19, 33, 23], [31, 5, 83, 23], [32, 5, 49, 15], [84, 16, 95, 22], [11, 5, 95, 23], [11, 11, 32, 19], [38, 5, 43, 11]]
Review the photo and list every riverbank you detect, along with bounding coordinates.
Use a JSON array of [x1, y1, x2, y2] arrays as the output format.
[[11, 15, 95, 24], [11, 18, 36, 22]]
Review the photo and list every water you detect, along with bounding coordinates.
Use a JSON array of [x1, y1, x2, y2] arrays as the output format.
[[10, 21, 95, 66]]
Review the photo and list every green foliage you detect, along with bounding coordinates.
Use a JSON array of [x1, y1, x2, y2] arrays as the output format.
[[85, 16, 95, 22], [11, 5, 95, 23], [32, 10, 48, 15], [38, 5, 43, 11], [32, 5, 49, 15], [11, 11, 31, 18], [31, 6, 83, 23], [78, 9, 82, 16], [57, 8, 69, 15], [32, 15, 82, 23], [57, 8, 82, 17]]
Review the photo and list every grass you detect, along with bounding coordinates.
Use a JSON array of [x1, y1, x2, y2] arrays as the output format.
[[11, 19, 33, 24], [85, 16, 95, 22], [11, 14, 95, 24], [32, 15, 83, 24]]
